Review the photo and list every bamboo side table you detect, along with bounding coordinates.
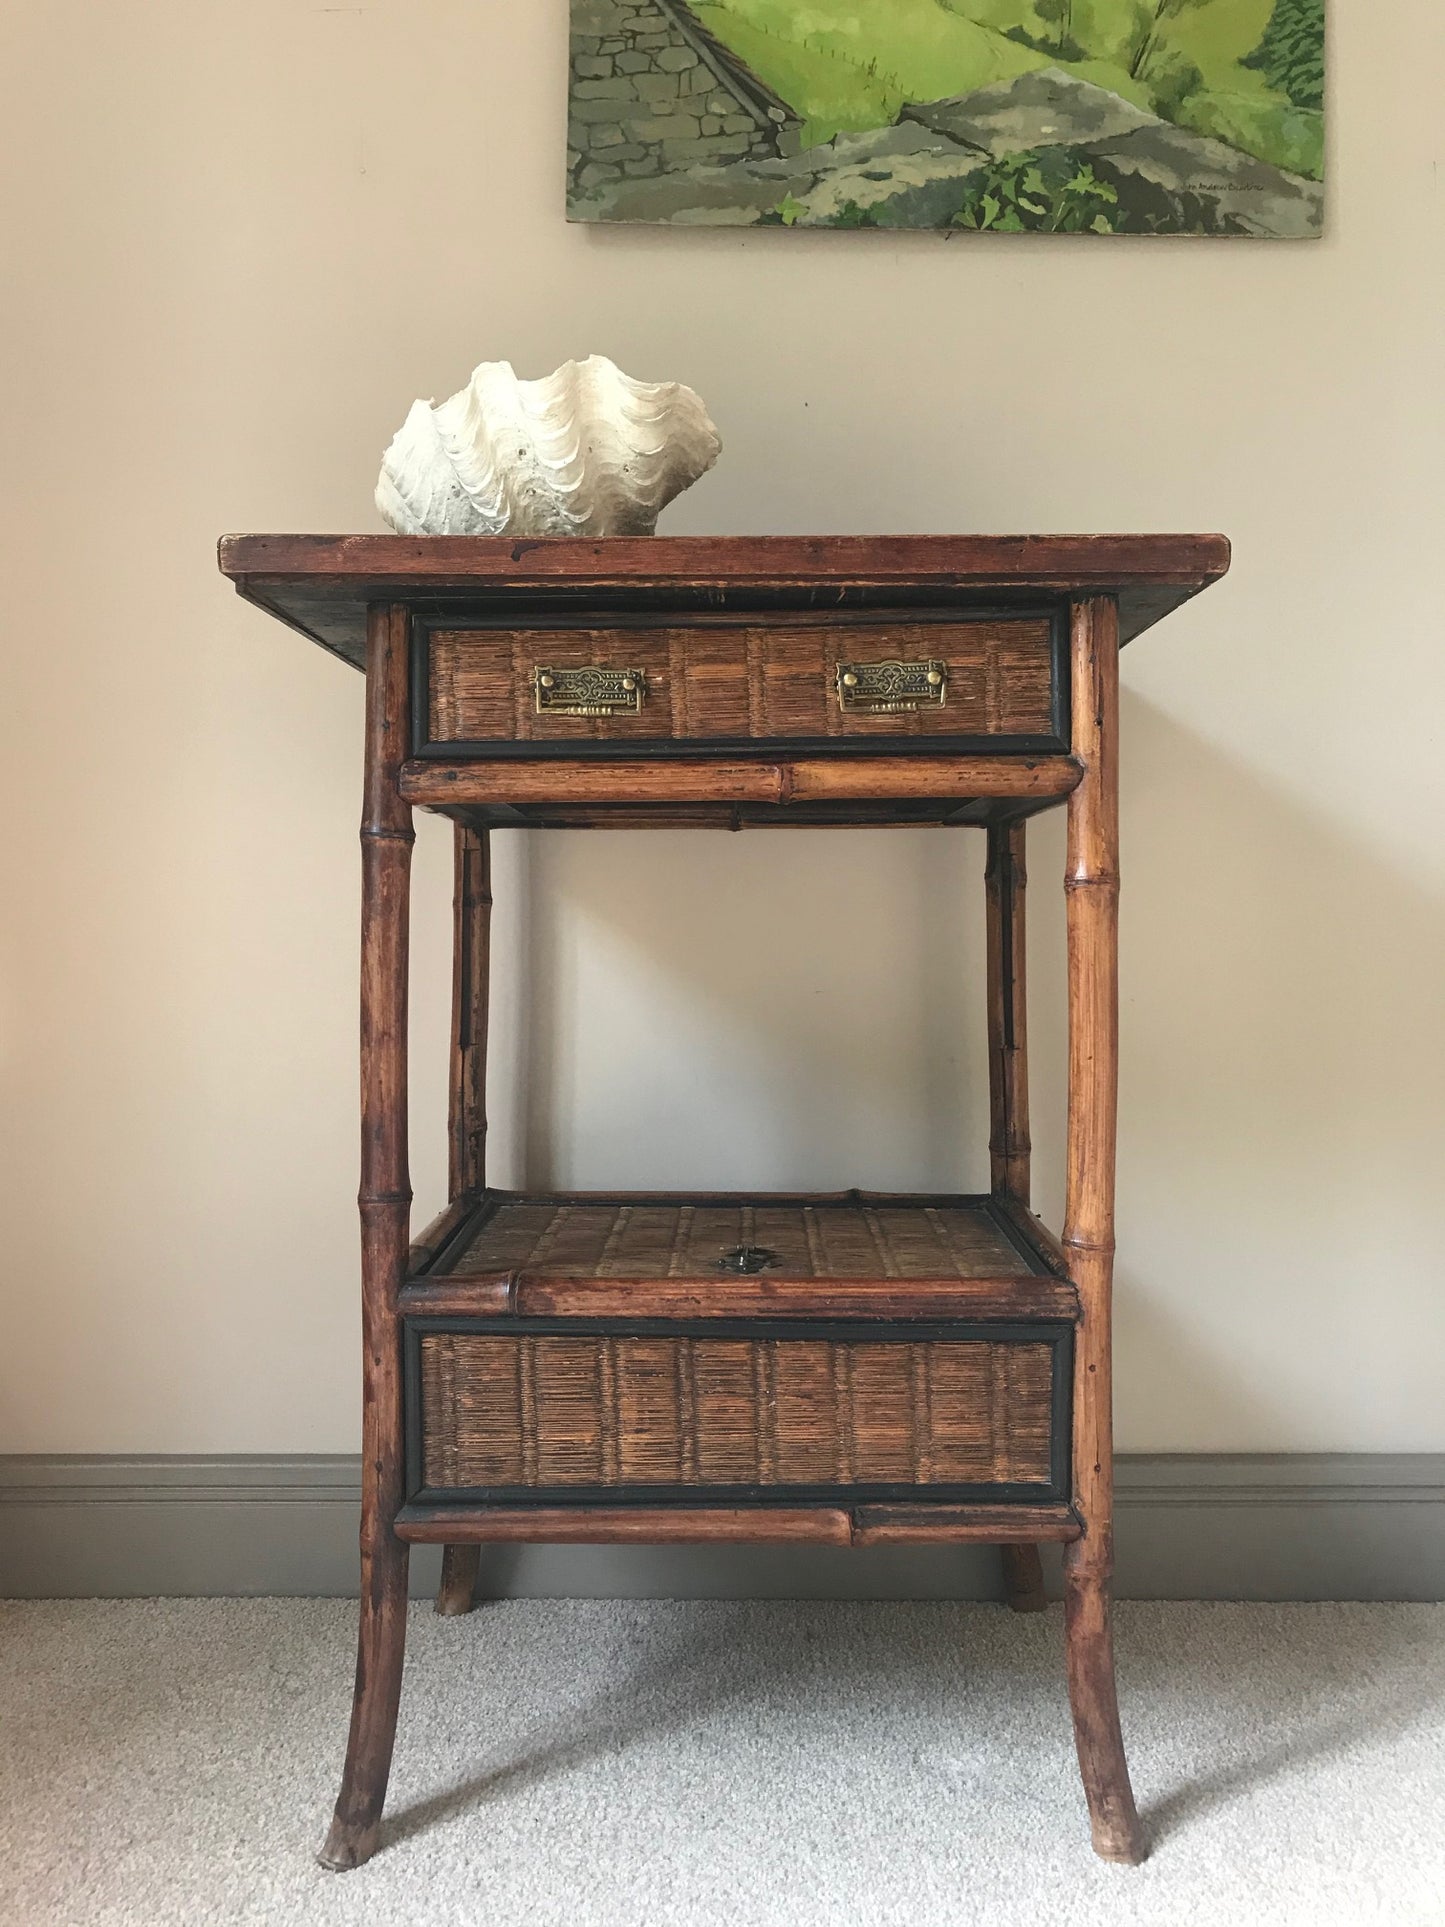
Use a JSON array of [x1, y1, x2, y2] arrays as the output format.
[[219, 532, 1229, 1870]]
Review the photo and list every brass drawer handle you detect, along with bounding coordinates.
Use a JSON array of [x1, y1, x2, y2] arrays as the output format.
[[534, 664, 647, 717], [836, 658, 947, 714]]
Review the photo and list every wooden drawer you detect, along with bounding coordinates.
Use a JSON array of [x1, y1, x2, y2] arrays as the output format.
[[414, 611, 1067, 757], [404, 1316, 1071, 1507]]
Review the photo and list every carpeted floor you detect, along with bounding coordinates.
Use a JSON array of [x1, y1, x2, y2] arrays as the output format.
[[1, 1599, 1441, 1926]]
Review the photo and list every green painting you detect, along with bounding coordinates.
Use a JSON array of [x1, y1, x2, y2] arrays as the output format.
[[567, 0, 1324, 235]]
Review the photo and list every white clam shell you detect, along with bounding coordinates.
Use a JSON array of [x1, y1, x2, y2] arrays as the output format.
[[375, 354, 721, 538]]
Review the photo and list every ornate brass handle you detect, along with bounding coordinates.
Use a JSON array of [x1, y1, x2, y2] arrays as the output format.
[[534, 664, 647, 717], [836, 658, 948, 714]]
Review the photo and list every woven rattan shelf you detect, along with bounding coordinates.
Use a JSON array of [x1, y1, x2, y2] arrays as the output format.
[[220, 532, 1229, 1871], [400, 1189, 1076, 1514], [419, 1190, 1053, 1281]]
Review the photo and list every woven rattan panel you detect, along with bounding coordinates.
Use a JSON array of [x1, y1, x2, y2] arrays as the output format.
[[447, 1201, 1034, 1280], [424, 618, 1056, 745], [418, 1331, 1056, 1491]]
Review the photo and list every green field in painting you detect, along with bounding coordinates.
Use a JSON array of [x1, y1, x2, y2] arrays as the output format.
[[688, 0, 1323, 178]]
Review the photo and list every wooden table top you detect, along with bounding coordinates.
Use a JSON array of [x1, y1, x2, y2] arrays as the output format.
[[218, 533, 1231, 670]]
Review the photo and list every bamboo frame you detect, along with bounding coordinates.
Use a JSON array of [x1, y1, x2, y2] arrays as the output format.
[[1060, 595, 1144, 1863], [1000, 1544, 1048, 1613], [318, 605, 414, 1872], [219, 530, 1233, 673], [395, 1502, 1082, 1547], [986, 821, 1031, 1207], [986, 823, 1042, 1613], [305, 572, 1165, 1871], [436, 824, 492, 1617], [399, 755, 1084, 810], [447, 826, 492, 1198]]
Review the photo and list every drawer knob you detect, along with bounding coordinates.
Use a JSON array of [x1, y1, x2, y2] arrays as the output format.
[[836, 658, 949, 714], [534, 664, 647, 717]]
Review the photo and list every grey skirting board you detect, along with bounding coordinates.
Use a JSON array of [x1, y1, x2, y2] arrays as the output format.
[[1, 1455, 1441, 1601]]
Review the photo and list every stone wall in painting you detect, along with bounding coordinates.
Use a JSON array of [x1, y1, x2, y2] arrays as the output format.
[[567, 0, 801, 202]]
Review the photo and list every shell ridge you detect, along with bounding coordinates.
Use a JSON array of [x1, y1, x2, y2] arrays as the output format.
[[375, 354, 720, 538]]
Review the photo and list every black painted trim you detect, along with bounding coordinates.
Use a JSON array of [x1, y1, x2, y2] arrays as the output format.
[[409, 607, 432, 756], [400, 1483, 1061, 1512], [409, 606, 1072, 762], [413, 733, 1071, 763], [403, 1315, 1073, 1511], [1051, 603, 1071, 746], [410, 1194, 495, 1279], [982, 1197, 1066, 1278]]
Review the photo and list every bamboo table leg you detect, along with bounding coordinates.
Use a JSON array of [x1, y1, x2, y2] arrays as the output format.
[[435, 1543, 482, 1618], [987, 820, 1047, 1611], [320, 604, 414, 1872], [435, 823, 492, 1619], [1061, 595, 1145, 1864], [986, 819, 1030, 1213], [1001, 1544, 1048, 1614]]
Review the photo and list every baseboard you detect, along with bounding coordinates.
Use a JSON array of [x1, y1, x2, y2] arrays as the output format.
[[1, 1454, 1440, 1601]]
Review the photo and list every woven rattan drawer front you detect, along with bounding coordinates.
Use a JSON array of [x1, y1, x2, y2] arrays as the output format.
[[416, 612, 1065, 755], [406, 1319, 1071, 1505]]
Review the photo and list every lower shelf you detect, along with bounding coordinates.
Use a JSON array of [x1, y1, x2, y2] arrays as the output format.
[[401, 1188, 1077, 1526], [405, 1187, 1074, 1318]]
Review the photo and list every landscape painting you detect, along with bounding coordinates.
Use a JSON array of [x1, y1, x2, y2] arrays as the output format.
[[567, 0, 1324, 235]]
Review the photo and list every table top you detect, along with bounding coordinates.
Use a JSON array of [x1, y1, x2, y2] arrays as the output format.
[[218, 533, 1231, 670]]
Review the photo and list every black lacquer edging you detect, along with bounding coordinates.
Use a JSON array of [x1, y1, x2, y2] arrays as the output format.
[[402, 1315, 1074, 1511], [413, 733, 1070, 763], [399, 1481, 1062, 1513], [410, 1195, 492, 1278], [408, 605, 1072, 762], [1048, 602, 1070, 747], [982, 1197, 1068, 1279]]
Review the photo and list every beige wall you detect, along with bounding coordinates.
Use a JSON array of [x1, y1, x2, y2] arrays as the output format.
[[3, 3, 1442, 1456]]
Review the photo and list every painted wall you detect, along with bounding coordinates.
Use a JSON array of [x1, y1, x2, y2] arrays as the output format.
[[2, 2, 1441, 1457]]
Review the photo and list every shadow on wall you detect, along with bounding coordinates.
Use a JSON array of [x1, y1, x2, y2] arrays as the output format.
[[1079, 692, 1441, 1447], [502, 686, 1443, 1448]]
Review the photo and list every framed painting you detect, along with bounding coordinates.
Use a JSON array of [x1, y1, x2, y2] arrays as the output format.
[[567, 1, 1324, 235]]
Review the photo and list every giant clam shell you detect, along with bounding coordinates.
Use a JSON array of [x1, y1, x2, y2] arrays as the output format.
[[375, 354, 721, 538]]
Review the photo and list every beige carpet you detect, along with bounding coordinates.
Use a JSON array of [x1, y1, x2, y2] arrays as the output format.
[[1, 1599, 1441, 1926]]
